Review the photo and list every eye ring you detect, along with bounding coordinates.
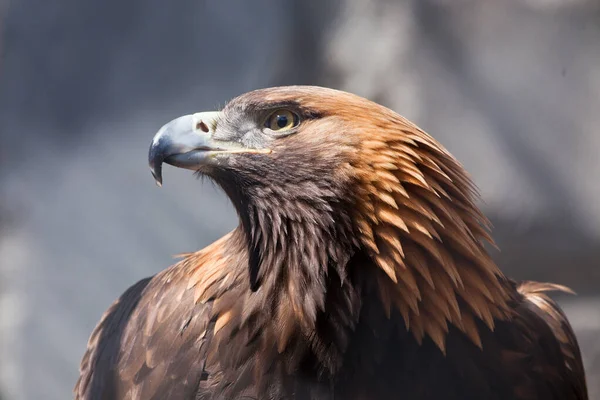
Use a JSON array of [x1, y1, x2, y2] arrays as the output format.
[[264, 109, 300, 132]]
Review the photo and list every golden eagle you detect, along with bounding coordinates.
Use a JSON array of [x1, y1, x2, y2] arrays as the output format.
[[75, 86, 588, 399]]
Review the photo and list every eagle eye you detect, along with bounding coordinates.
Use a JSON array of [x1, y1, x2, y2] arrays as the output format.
[[264, 109, 299, 132]]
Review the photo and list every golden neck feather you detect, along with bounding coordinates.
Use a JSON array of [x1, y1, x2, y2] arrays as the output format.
[[352, 114, 513, 353]]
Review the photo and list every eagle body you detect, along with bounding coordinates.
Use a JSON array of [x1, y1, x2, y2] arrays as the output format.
[[75, 86, 587, 399]]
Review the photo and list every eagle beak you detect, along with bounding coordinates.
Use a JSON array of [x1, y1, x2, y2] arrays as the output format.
[[149, 111, 271, 186], [148, 112, 222, 186]]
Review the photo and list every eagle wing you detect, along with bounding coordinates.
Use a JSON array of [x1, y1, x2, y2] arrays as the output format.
[[516, 281, 588, 400], [74, 270, 216, 400]]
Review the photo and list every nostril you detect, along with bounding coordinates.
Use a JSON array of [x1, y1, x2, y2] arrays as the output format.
[[196, 121, 209, 133]]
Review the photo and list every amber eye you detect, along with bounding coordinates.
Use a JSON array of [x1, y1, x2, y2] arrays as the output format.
[[264, 109, 299, 132]]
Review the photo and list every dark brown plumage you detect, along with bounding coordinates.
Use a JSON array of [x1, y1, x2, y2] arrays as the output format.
[[75, 86, 588, 399]]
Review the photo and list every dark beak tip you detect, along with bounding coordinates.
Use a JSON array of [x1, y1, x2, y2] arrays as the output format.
[[150, 166, 163, 187], [149, 142, 165, 187]]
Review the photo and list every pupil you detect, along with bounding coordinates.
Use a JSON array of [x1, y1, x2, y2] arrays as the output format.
[[276, 115, 288, 128]]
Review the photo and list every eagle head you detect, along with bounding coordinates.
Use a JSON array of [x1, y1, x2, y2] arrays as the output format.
[[149, 87, 373, 291]]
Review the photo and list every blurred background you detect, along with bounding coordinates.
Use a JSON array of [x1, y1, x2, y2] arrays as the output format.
[[0, 0, 599, 399]]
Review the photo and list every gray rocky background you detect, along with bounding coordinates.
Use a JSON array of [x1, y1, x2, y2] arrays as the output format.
[[0, 0, 599, 399]]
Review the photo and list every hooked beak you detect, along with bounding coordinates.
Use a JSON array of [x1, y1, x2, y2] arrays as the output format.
[[148, 112, 269, 186]]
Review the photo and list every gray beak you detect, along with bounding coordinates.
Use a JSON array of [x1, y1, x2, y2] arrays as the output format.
[[149, 111, 272, 186], [148, 112, 224, 186]]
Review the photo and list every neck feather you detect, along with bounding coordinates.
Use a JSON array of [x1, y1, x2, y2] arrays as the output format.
[[352, 117, 514, 352], [241, 191, 358, 332]]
